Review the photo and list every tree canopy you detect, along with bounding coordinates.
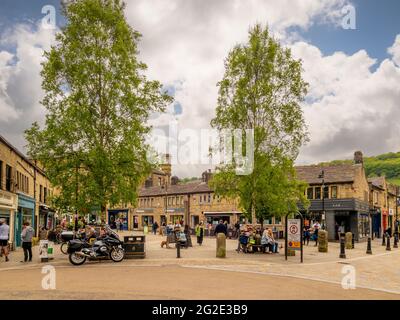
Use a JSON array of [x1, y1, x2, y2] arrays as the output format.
[[210, 24, 310, 223], [25, 0, 172, 216]]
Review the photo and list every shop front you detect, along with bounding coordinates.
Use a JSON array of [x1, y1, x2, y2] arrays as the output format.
[[302, 198, 370, 242], [39, 204, 56, 230], [167, 208, 185, 225], [382, 209, 388, 232], [107, 209, 128, 230], [371, 208, 381, 238], [15, 193, 35, 247], [0, 190, 17, 249]]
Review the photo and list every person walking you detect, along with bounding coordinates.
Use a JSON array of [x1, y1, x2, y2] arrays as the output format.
[[195, 222, 205, 246], [214, 220, 227, 236], [153, 221, 159, 235], [313, 221, 321, 246], [21, 222, 34, 263], [234, 221, 240, 238], [0, 218, 10, 262], [303, 225, 310, 246]]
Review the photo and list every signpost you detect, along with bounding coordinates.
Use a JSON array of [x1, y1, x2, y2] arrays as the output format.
[[285, 212, 304, 263]]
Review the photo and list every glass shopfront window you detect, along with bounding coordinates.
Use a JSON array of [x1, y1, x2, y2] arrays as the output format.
[[142, 215, 154, 227], [358, 214, 370, 238]]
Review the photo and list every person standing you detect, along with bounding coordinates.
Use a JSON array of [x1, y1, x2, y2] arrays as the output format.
[[21, 222, 34, 263], [0, 218, 10, 262], [234, 221, 240, 238], [214, 220, 227, 236], [153, 221, 159, 235], [303, 225, 310, 246], [195, 222, 205, 246], [115, 219, 121, 232], [313, 221, 321, 246], [119, 218, 124, 232]]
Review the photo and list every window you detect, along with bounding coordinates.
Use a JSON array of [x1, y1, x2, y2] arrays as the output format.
[[0, 160, 2, 189], [203, 195, 207, 203], [315, 187, 321, 199], [275, 217, 281, 224], [40, 185, 43, 202], [5, 165, 12, 192], [307, 187, 314, 199], [323, 186, 329, 199], [44, 187, 47, 204], [151, 198, 154, 207], [331, 186, 338, 199], [158, 177, 162, 186]]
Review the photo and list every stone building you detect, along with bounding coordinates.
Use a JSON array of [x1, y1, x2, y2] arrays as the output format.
[[130, 169, 243, 231], [0, 134, 55, 248], [295, 151, 370, 241]]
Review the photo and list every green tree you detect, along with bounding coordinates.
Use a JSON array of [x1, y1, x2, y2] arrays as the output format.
[[25, 0, 172, 218], [210, 24, 309, 224]]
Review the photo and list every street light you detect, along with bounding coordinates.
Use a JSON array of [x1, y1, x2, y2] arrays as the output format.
[[318, 170, 326, 230]]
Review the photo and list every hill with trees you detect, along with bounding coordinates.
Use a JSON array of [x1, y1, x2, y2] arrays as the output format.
[[318, 152, 400, 186]]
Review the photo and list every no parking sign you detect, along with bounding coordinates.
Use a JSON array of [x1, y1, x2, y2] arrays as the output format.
[[287, 219, 301, 250]]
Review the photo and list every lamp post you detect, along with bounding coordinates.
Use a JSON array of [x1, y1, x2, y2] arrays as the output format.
[[395, 185, 399, 248], [318, 170, 326, 230]]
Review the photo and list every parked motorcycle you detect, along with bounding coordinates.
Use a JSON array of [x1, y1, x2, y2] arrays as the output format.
[[67, 225, 124, 265]]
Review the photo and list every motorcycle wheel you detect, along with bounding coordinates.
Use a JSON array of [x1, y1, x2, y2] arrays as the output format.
[[60, 242, 69, 255], [69, 253, 87, 265], [110, 247, 124, 262]]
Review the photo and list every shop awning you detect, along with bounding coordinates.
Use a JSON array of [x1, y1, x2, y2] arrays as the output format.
[[204, 211, 242, 216]]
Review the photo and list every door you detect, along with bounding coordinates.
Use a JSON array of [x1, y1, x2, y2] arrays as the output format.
[[15, 211, 22, 247], [133, 216, 139, 229]]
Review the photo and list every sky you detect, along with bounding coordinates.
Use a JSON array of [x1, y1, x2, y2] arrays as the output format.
[[0, 0, 399, 177]]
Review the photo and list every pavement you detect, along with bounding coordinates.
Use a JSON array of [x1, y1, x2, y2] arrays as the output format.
[[0, 232, 399, 299]]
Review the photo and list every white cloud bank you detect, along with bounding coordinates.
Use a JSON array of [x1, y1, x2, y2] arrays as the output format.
[[1, 0, 399, 177]]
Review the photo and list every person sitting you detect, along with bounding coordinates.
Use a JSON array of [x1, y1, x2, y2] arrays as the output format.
[[267, 229, 278, 253], [261, 228, 272, 253]]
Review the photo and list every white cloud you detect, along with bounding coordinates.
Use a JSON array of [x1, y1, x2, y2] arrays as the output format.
[[291, 36, 400, 164], [0, 23, 55, 149]]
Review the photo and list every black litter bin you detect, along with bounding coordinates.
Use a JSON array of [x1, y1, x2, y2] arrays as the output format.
[[123, 235, 145, 259]]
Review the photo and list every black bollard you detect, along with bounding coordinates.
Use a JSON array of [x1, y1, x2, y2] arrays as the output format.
[[394, 233, 398, 249], [351, 233, 355, 249], [366, 237, 372, 254], [386, 233, 391, 251], [176, 241, 181, 258], [339, 232, 346, 259], [382, 233, 386, 246]]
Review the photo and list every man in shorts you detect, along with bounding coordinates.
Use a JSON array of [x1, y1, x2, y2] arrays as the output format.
[[0, 218, 10, 262]]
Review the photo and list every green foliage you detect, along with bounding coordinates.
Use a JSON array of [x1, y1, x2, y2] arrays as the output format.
[[319, 152, 400, 186], [210, 24, 310, 222], [25, 0, 172, 216]]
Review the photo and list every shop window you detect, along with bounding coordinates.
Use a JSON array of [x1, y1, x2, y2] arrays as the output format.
[[331, 186, 338, 199], [0, 160, 2, 189], [315, 187, 321, 199], [5, 165, 12, 192], [323, 186, 329, 199], [307, 187, 314, 199]]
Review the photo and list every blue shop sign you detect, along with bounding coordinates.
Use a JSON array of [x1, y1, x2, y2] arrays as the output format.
[[17, 193, 35, 209]]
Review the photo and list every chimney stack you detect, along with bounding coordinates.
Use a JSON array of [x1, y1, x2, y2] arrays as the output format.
[[354, 151, 363, 165]]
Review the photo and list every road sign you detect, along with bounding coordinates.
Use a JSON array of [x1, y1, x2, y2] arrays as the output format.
[[287, 219, 301, 250]]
